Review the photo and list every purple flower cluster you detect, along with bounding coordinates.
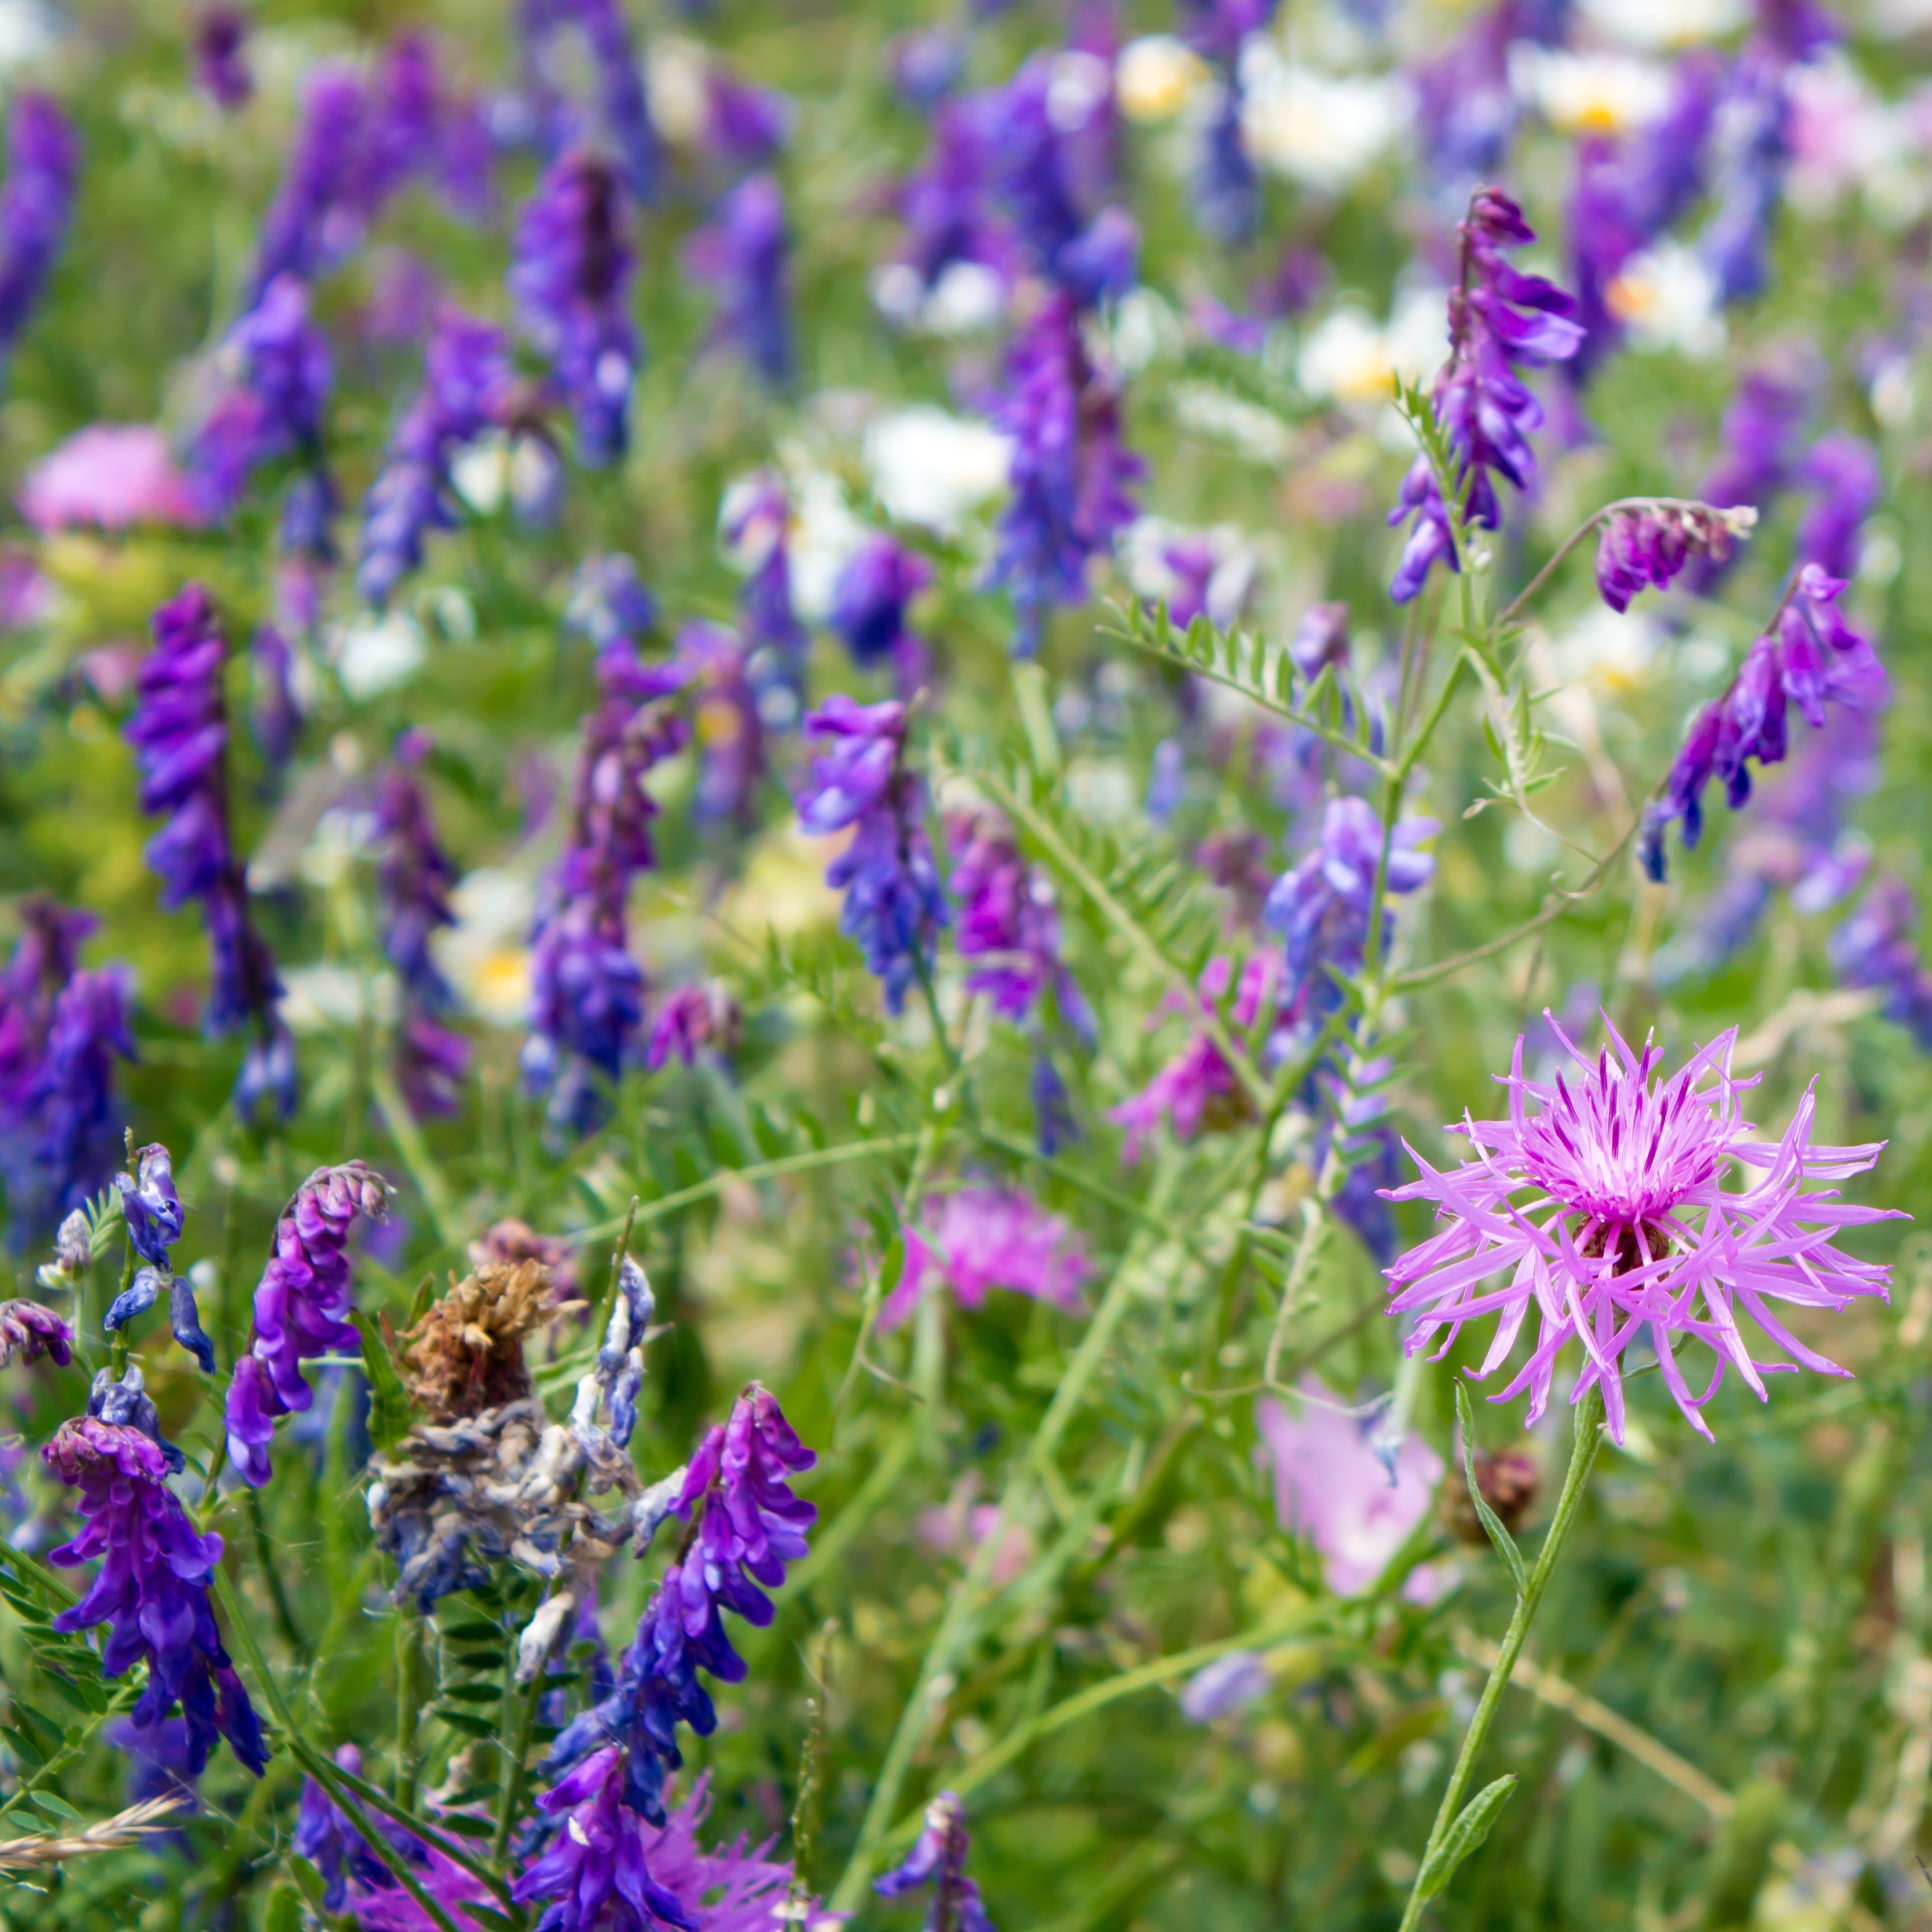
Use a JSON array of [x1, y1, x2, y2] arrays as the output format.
[[519, 0, 660, 202], [879, 1186, 1093, 1332], [988, 290, 1143, 656], [188, 273, 334, 536], [1831, 878, 1932, 1046], [687, 174, 792, 385], [830, 532, 931, 674], [1383, 1018, 1898, 1443], [0, 94, 77, 367], [0, 899, 136, 1243], [523, 644, 689, 1136], [1594, 501, 1753, 613], [223, 1161, 390, 1488], [375, 749, 468, 1119], [0, 1296, 71, 1367], [946, 808, 1088, 1034], [1566, 54, 1722, 382], [719, 471, 808, 720], [45, 1407, 266, 1774], [1796, 435, 1881, 581], [1640, 566, 1884, 882], [875, 1791, 995, 1932], [543, 1386, 815, 1826], [676, 621, 766, 826], [125, 584, 296, 1120], [1176, 0, 1276, 247], [889, 101, 1009, 312], [1388, 188, 1583, 605], [193, 6, 251, 110], [1264, 798, 1437, 1016], [510, 150, 639, 466], [104, 1141, 215, 1374], [796, 696, 949, 1014], [357, 306, 513, 607], [254, 39, 483, 296]]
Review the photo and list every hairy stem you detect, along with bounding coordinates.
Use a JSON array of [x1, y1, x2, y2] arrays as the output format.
[[1394, 1381, 1606, 1931]]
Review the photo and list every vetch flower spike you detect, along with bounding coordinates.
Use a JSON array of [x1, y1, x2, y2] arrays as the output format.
[[874, 1791, 995, 1932], [1382, 1016, 1903, 1445]]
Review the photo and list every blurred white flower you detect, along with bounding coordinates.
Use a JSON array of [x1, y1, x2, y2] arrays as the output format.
[[1509, 45, 1670, 135], [1238, 44, 1404, 193], [1575, 0, 1748, 48], [784, 470, 868, 623], [1604, 241, 1726, 359], [279, 965, 397, 1035], [1297, 288, 1447, 406], [1546, 605, 1661, 694], [1787, 56, 1916, 215], [333, 611, 427, 698], [864, 406, 1013, 531], [646, 36, 711, 145], [870, 258, 1006, 337], [1116, 34, 1210, 123], [436, 869, 536, 1027], [451, 432, 510, 515]]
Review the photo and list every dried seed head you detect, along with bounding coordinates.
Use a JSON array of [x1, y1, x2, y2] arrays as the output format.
[[402, 1260, 575, 1420]]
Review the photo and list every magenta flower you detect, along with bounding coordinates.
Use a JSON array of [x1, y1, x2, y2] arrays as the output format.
[[1257, 1379, 1444, 1597], [1384, 1019, 1902, 1444], [879, 1186, 1093, 1332]]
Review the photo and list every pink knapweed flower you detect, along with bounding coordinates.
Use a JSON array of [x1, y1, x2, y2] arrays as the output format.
[[878, 1185, 1093, 1331], [20, 425, 203, 532], [1258, 1379, 1445, 1597], [1384, 1019, 1902, 1443]]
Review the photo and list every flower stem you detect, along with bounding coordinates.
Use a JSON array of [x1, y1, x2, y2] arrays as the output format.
[[394, 1605, 424, 1812], [1394, 1380, 1607, 1931], [493, 1666, 545, 1862]]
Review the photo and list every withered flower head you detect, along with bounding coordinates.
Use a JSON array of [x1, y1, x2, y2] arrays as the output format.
[[401, 1260, 577, 1420], [467, 1216, 579, 1300], [1442, 1443, 1541, 1546]]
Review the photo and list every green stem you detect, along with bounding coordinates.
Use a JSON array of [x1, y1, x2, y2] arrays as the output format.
[[368, 1064, 460, 1250], [244, 1486, 306, 1660], [829, 1159, 1185, 1913], [394, 1607, 424, 1812], [493, 1668, 545, 1862], [1394, 1381, 1607, 1931], [210, 1571, 467, 1932]]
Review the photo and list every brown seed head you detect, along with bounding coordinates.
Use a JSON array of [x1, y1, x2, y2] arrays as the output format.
[[401, 1260, 566, 1419], [1443, 1444, 1541, 1544]]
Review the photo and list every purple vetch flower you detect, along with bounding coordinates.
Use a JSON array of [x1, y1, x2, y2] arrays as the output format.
[[510, 149, 639, 466], [645, 981, 736, 1072], [1699, 40, 1797, 307], [375, 754, 469, 1117], [887, 100, 1008, 317], [698, 66, 793, 173], [357, 306, 513, 607], [1110, 1033, 1247, 1161], [686, 172, 792, 384], [875, 1791, 995, 1932], [223, 1161, 390, 1488], [45, 1408, 266, 1774], [520, 0, 661, 202], [1831, 877, 1932, 1047], [1697, 356, 1816, 531], [719, 470, 808, 721], [987, 288, 1143, 656], [829, 532, 931, 671], [566, 553, 657, 651], [1263, 798, 1437, 1016], [8, 965, 136, 1243], [253, 68, 367, 292], [523, 645, 689, 1137], [188, 272, 333, 522], [1388, 187, 1583, 604], [1289, 601, 1351, 683], [795, 695, 948, 1014], [946, 807, 1088, 1033], [1382, 1017, 1903, 1443], [1565, 54, 1723, 382], [1180, 1650, 1271, 1722], [193, 6, 252, 109], [878, 1186, 1093, 1331], [1175, 0, 1277, 247], [250, 624, 302, 770], [0, 94, 77, 367], [1640, 566, 1883, 882], [675, 621, 766, 826], [0, 1298, 71, 1367], [125, 584, 296, 1120], [1796, 434, 1880, 580], [544, 1385, 816, 1822], [1594, 501, 1755, 613], [1411, 8, 1518, 204], [115, 1142, 182, 1270], [889, 28, 966, 107], [513, 1745, 695, 1930]]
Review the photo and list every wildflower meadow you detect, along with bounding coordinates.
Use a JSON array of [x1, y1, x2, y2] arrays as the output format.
[[1, 0, 1931, 1925]]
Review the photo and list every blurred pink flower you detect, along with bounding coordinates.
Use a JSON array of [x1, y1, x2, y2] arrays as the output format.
[[1258, 1379, 1444, 1597], [20, 424, 203, 532], [915, 1479, 1035, 1587], [879, 1186, 1092, 1331]]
